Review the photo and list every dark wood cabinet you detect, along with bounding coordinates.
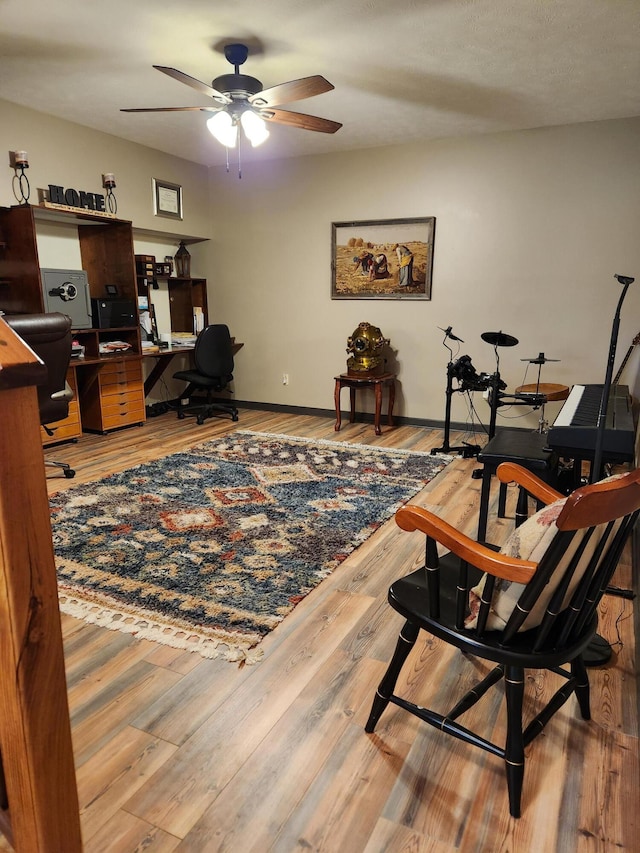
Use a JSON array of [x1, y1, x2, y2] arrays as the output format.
[[0, 204, 140, 321], [0, 204, 145, 436], [0, 204, 44, 314]]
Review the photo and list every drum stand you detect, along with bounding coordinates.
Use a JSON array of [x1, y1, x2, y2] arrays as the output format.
[[431, 327, 482, 457], [516, 353, 567, 434], [430, 359, 481, 457]]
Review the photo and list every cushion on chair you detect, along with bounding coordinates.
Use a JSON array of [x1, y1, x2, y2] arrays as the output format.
[[467, 494, 619, 632]]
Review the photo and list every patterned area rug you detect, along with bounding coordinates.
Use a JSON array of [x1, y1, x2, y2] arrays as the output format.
[[51, 431, 451, 663]]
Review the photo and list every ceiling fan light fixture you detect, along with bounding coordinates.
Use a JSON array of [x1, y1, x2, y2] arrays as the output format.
[[122, 45, 341, 173], [206, 111, 237, 148], [240, 110, 269, 147]]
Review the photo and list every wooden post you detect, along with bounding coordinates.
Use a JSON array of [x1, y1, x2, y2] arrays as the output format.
[[0, 319, 82, 851]]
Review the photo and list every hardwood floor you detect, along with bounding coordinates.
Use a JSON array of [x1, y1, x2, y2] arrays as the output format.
[[23, 410, 639, 851]]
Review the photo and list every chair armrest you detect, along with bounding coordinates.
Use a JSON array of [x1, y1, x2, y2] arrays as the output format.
[[495, 462, 564, 505], [396, 505, 537, 584]]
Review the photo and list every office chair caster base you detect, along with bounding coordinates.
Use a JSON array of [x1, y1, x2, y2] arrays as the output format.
[[178, 411, 186, 420], [46, 460, 75, 479]]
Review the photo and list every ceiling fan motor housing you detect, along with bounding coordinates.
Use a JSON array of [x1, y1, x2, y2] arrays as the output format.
[[212, 74, 263, 99]]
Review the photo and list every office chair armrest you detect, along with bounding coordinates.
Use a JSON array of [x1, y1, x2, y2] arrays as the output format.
[[51, 381, 74, 403], [496, 462, 564, 505], [396, 505, 537, 584]]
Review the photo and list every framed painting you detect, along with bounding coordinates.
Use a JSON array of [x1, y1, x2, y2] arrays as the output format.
[[331, 217, 435, 300], [153, 178, 183, 220]]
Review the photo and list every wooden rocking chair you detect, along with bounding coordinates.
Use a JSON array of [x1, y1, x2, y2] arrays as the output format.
[[365, 462, 640, 817]]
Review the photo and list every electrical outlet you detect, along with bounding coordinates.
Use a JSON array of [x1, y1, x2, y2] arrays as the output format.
[[282, 373, 289, 385]]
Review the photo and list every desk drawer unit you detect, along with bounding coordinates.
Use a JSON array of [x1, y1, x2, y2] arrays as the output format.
[[81, 359, 146, 433], [41, 368, 82, 446]]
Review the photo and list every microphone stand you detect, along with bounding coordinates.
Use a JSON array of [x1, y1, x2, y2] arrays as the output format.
[[432, 328, 480, 457], [432, 335, 468, 455], [590, 274, 635, 483], [585, 274, 635, 667]]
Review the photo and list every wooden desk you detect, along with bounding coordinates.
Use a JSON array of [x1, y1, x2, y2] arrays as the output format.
[[334, 372, 396, 436], [142, 341, 244, 398]]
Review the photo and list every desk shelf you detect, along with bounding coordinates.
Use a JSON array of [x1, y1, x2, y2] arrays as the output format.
[[168, 277, 207, 332], [72, 326, 141, 359]]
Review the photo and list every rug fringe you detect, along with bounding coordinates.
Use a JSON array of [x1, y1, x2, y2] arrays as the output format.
[[57, 586, 265, 665], [235, 430, 453, 460]]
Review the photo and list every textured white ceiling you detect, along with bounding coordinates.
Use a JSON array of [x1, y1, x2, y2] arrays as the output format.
[[0, 0, 639, 167]]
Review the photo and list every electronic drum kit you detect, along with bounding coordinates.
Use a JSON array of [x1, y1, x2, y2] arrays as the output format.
[[482, 331, 570, 433], [432, 325, 571, 455], [448, 328, 570, 437]]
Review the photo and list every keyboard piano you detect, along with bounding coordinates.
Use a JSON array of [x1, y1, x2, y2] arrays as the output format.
[[546, 383, 636, 462]]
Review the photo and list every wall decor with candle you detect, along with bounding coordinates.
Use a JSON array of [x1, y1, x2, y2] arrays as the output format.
[[9, 150, 30, 204], [102, 173, 117, 214]]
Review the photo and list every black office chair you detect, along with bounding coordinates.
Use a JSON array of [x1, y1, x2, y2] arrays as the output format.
[[365, 462, 640, 817], [5, 312, 76, 478], [173, 324, 239, 425]]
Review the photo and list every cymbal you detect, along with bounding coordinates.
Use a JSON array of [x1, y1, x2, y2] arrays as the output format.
[[520, 352, 560, 364], [481, 331, 519, 347]]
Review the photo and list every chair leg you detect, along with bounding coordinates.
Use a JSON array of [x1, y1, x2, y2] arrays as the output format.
[[45, 460, 75, 479], [571, 656, 591, 720], [515, 486, 529, 528], [498, 482, 508, 518], [365, 620, 419, 733], [477, 469, 493, 542], [504, 665, 525, 819]]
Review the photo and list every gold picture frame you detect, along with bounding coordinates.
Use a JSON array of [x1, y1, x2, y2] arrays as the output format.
[[331, 217, 435, 300]]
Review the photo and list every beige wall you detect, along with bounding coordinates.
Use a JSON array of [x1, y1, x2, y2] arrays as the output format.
[[2, 98, 639, 429], [0, 100, 210, 233], [208, 118, 640, 429]]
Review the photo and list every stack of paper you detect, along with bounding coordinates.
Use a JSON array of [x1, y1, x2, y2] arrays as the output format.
[[99, 341, 132, 354], [171, 332, 197, 348]]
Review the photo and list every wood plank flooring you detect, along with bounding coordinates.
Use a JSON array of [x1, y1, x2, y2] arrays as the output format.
[[17, 410, 638, 851]]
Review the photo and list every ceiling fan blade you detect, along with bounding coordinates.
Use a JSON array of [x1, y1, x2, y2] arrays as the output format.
[[153, 65, 231, 104], [121, 106, 219, 113], [262, 108, 342, 134], [250, 75, 334, 108]]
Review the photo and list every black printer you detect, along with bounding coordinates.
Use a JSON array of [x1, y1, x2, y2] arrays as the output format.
[[91, 298, 137, 329]]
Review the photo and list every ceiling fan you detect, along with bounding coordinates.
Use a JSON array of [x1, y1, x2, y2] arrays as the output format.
[[122, 43, 342, 154]]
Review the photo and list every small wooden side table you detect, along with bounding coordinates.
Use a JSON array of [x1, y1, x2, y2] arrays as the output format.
[[334, 372, 396, 436]]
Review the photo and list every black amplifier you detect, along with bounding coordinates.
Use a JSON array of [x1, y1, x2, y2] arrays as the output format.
[[91, 297, 137, 329]]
